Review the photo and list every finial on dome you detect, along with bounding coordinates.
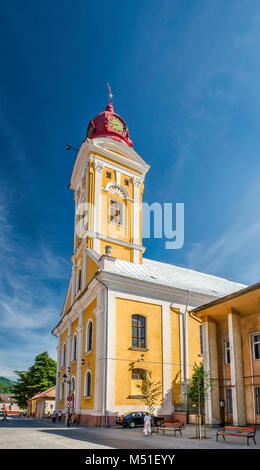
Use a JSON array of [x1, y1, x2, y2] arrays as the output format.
[[106, 83, 114, 112]]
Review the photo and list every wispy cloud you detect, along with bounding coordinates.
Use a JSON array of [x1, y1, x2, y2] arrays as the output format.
[[0, 192, 69, 379]]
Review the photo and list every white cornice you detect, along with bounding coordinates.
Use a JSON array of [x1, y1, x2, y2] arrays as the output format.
[[70, 137, 150, 191]]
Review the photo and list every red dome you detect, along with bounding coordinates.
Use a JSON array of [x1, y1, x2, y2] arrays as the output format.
[[86, 101, 133, 148]]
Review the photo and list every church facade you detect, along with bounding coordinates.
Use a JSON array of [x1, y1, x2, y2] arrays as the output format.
[[52, 97, 245, 425]]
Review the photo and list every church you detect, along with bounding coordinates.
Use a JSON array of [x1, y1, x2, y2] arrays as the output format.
[[52, 94, 245, 426]]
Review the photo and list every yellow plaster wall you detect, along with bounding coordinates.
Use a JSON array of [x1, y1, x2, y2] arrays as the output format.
[[81, 297, 97, 410], [100, 240, 132, 262], [187, 313, 203, 379], [86, 255, 100, 286], [114, 298, 163, 406]]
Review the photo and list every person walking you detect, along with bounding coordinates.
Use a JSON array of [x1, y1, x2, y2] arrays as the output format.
[[47, 411, 51, 423], [2, 409, 8, 422], [57, 410, 62, 423], [143, 412, 152, 437], [52, 410, 57, 423]]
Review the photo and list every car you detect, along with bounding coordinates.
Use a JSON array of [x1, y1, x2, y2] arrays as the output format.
[[115, 412, 164, 428]]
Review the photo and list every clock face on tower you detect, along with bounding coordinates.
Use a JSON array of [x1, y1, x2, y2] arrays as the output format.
[[109, 117, 125, 134]]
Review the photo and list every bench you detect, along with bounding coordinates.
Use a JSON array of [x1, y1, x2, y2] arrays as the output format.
[[216, 426, 256, 445], [157, 421, 183, 436]]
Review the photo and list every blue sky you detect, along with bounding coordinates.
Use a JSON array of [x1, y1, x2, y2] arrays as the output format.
[[1, 0, 260, 379]]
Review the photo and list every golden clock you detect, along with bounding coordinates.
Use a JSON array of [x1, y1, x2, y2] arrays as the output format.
[[109, 117, 124, 133]]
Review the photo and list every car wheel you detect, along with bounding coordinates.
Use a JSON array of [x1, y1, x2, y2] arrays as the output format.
[[129, 421, 136, 428]]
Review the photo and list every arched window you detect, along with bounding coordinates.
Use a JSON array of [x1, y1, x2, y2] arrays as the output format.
[[132, 315, 146, 348], [71, 377, 75, 392], [61, 343, 66, 368], [86, 320, 93, 353], [72, 334, 77, 361], [77, 268, 82, 293], [60, 381, 64, 400], [84, 371, 92, 398]]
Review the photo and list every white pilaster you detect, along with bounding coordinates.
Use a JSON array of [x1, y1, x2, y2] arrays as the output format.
[[71, 265, 76, 305], [105, 290, 116, 412], [228, 312, 246, 425], [93, 160, 104, 253], [132, 176, 142, 264], [203, 319, 220, 425], [160, 303, 172, 414], [65, 323, 72, 407], [82, 243, 88, 290], [55, 336, 61, 411], [76, 311, 84, 413], [93, 289, 106, 414]]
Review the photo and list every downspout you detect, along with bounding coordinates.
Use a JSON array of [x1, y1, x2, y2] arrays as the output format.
[[184, 291, 191, 424], [94, 272, 109, 428]]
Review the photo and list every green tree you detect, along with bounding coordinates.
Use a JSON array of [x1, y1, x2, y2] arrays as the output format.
[[13, 352, 57, 409], [185, 362, 213, 439], [136, 370, 163, 426]]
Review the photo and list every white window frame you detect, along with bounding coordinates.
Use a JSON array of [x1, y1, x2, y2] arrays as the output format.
[[84, 370, 92, 398], [86, 319, 93, 353], [252, 333, 260, 360], [72, 334, 77, 362], [77, 268, 82, 293], [61, 343, 66, 368], [109, 198, 124, 226], [224, 341, 231, 364], [255, 387, 260, 414]]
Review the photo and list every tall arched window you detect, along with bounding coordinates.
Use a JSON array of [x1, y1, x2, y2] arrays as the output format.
[[132, 315, 146, 348], [84, 371, 92, 398], [72, 334, 77, 361], [77, 268, 82, 293], [71, 377, 75, 392], [61, 343, 66, 368], [86, 320, 93, 353]]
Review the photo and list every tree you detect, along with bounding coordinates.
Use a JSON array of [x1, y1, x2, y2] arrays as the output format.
[[13, 352, 57, 409], [185, 362, 213, 439], [136, 370, 163, 427]]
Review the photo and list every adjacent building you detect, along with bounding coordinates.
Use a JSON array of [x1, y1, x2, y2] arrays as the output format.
[[27, 386, 56, 418], [193, 282, 260, 426], [52, 96, 245, 426]]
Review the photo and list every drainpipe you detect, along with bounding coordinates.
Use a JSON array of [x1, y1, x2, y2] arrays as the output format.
[[94, 272, 109, 428]]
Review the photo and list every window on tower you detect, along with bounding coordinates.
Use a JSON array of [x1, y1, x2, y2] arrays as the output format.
[[109, 198, 124, 225]]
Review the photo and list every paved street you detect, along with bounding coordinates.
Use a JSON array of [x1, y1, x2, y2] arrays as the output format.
[[0, 416, 260, 449]]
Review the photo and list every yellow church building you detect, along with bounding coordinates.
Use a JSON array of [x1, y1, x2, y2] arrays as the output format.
[[52, 95, 245, 426]]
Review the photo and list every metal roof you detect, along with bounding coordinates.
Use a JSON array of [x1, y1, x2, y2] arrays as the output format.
[[102, 256, 246, 298]]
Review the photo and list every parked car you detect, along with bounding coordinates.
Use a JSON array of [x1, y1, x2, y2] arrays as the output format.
[[115, 412, 164, 428]]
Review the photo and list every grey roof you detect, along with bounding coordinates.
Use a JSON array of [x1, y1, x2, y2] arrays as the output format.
[[101, 256, 246, 298]]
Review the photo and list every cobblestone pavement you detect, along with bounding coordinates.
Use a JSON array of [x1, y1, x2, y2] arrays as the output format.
[[0, 416, 260, 449]]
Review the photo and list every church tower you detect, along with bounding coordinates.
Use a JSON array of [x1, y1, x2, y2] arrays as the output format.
[[69, 94, 150, 285]]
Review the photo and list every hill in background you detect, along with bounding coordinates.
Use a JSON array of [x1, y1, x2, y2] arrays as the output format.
[[0, 377, 16, 393]]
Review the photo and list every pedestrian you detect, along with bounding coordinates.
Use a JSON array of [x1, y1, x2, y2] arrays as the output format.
[[52, 410, 57, 423], [57, 410, 62, 423], [2, 409, 8, 422], [32, 411, 35, 419], [143, 412, 152, 437], [47, 411, 51, 423]]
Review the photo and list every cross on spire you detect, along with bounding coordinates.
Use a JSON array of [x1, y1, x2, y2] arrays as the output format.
[[107, 83, 113, 102]]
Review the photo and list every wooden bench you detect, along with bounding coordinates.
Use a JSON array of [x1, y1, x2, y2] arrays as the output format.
[[157, 421, 183, 436], [216, 426, 256, 445]]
